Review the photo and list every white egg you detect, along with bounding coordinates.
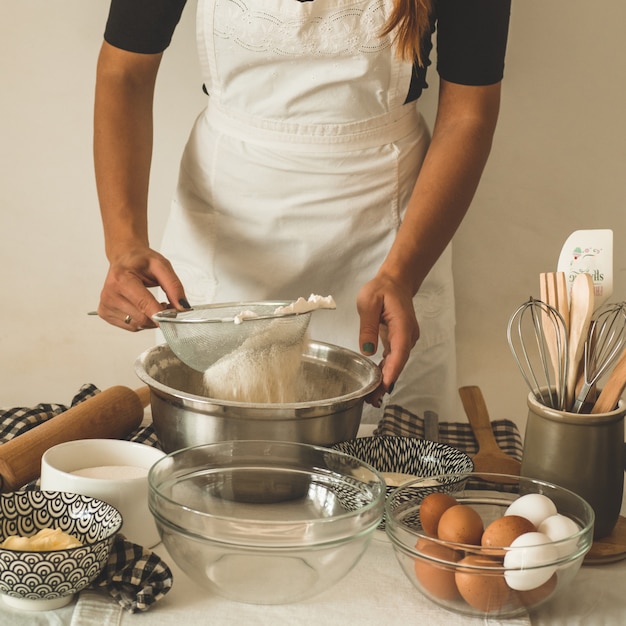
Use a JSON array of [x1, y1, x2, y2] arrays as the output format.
[[538, 514, 580, 557], [505, 493, 557, 528], [503, 531, 558, 591]]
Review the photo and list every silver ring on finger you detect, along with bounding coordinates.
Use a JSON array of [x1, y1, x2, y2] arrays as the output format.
[[124, 314, 132, 325]]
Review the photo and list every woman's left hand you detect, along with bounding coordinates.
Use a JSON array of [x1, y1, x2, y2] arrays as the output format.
[[357, 275, 420, 403]]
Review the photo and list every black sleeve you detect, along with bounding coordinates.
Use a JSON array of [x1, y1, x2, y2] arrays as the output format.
[[436, 0, 512, 86], [104, 0, 188, 54]]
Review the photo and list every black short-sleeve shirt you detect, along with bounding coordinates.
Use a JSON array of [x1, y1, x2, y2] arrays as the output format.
[[104, 0, 187, 54], [104, 0, 511, 101]]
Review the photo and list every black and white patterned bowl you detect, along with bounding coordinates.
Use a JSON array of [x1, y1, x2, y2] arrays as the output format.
[[0, 491, 122, 611], [331, 436, 474, 528]]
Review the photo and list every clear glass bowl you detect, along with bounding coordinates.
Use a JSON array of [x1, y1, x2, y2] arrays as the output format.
[[385, 473, 594, 618], [148, 440, 385, 604]]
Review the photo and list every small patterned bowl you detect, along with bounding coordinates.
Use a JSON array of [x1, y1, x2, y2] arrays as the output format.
[[0, 490, 122, 611], [331, 436, 474, 528]]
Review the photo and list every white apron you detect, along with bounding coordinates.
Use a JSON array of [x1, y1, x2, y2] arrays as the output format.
[[161, 0, 458, 421]]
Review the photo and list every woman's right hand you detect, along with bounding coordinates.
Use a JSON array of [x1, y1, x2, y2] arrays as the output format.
[[94, 43, 185, 331], [97, 245, 189, 331]]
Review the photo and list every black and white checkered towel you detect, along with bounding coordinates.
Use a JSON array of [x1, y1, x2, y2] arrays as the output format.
[[374, 403, 523, 462], [0, 384, 171, 613], [91, 533, 172, 612]]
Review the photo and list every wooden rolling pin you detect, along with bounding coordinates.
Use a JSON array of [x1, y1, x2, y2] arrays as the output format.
[[0, 385, 150, 493]]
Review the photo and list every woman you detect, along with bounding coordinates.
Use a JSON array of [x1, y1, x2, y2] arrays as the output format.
[[94, 0, 511, 421]]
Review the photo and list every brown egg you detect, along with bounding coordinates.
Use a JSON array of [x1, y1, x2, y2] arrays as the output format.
[[481, 515, 536, 555], [414, 538, 461, 601], [437, 504, 484, 545], [516, 572, 558, 607], [455, 555, 513, 613], [419, 493, 458, 537]]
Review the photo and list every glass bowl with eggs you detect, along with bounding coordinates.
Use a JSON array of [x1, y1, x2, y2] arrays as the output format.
[[385, 472, 594, 618]]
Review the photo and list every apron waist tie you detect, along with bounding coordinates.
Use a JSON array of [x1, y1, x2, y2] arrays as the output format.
[[205, 99, 424, 153]]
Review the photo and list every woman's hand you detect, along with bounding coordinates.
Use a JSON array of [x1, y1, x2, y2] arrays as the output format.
[[94, 43, 179, 330], [357, 274, 420, 402], [98, 246, 189, 331], [359, 80, 502, 405]]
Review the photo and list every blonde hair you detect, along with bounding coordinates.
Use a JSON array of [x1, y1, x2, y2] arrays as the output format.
[[381, 0, 433, 64]]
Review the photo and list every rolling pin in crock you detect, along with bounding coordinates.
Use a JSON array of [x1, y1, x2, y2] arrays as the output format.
[[0, 385, 149, 492]]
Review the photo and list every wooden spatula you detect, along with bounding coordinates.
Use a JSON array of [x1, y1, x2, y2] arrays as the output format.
[[540, 272, 569, 385], [459, 386, 521, 476], [566, 272, 595, 410], [591, 346, 626, 414]]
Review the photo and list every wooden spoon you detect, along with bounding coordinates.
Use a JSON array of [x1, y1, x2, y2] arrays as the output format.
[[459, 386, 521, 476], [591, 346, 626, 414], [540, 272, 568, 386], [566, 272, 595, 410]]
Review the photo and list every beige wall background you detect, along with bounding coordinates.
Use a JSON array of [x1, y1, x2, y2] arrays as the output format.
[[1, 1, 624, 434]]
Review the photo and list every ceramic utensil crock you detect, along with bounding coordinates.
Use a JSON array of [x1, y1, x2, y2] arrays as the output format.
[[522, 391, 625, 538]]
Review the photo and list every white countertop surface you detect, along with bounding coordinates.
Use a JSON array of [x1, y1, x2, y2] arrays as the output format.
[[0, 425, 624, 625], [4, 524, 623, 626]]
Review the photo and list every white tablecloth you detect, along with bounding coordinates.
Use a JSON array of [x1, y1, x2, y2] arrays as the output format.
[[0, 426, 624, 625], [71, 533, 531, 626], [2, 529, 624, 626]]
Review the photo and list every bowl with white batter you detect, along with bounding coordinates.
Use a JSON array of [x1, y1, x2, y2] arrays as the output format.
[[135, 339, 382, 453]]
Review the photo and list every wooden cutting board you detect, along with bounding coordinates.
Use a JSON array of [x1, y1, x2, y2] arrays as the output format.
[[584, 515, 626, 564]]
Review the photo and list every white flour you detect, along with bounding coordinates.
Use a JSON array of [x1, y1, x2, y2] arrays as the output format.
[[70, 465, 148, 480], [202, 332, 306, 403], [273, 294, 336, 315], [203, 294, 335, 403]]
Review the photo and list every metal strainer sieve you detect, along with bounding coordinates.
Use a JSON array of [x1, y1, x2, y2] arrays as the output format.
[[153, 302, 312, 372]]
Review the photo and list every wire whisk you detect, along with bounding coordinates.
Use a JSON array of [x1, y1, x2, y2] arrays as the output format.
[[571, 301, 626, 412], [507, 298, 569, 410]]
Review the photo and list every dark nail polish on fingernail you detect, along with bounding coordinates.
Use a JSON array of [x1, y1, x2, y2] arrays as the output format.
[[362, 342, 375, 354], [387, 382, 395, 394], [179, 298, 191, 309]]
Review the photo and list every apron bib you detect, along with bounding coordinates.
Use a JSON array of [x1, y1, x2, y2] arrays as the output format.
[[161, 0, 458, 420]]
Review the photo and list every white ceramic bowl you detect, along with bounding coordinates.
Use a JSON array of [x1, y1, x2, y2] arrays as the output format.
[[148, 440, 385, 604], [41, 439, 165, 547], [0, 491, 121, 611]]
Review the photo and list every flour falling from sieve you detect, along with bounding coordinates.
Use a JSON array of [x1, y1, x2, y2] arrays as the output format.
[[202, 330, 307, 403], [202, 295, 336, 403]]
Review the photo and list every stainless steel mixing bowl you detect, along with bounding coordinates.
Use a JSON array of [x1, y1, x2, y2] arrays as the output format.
[[134, 340, 382, 452]]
